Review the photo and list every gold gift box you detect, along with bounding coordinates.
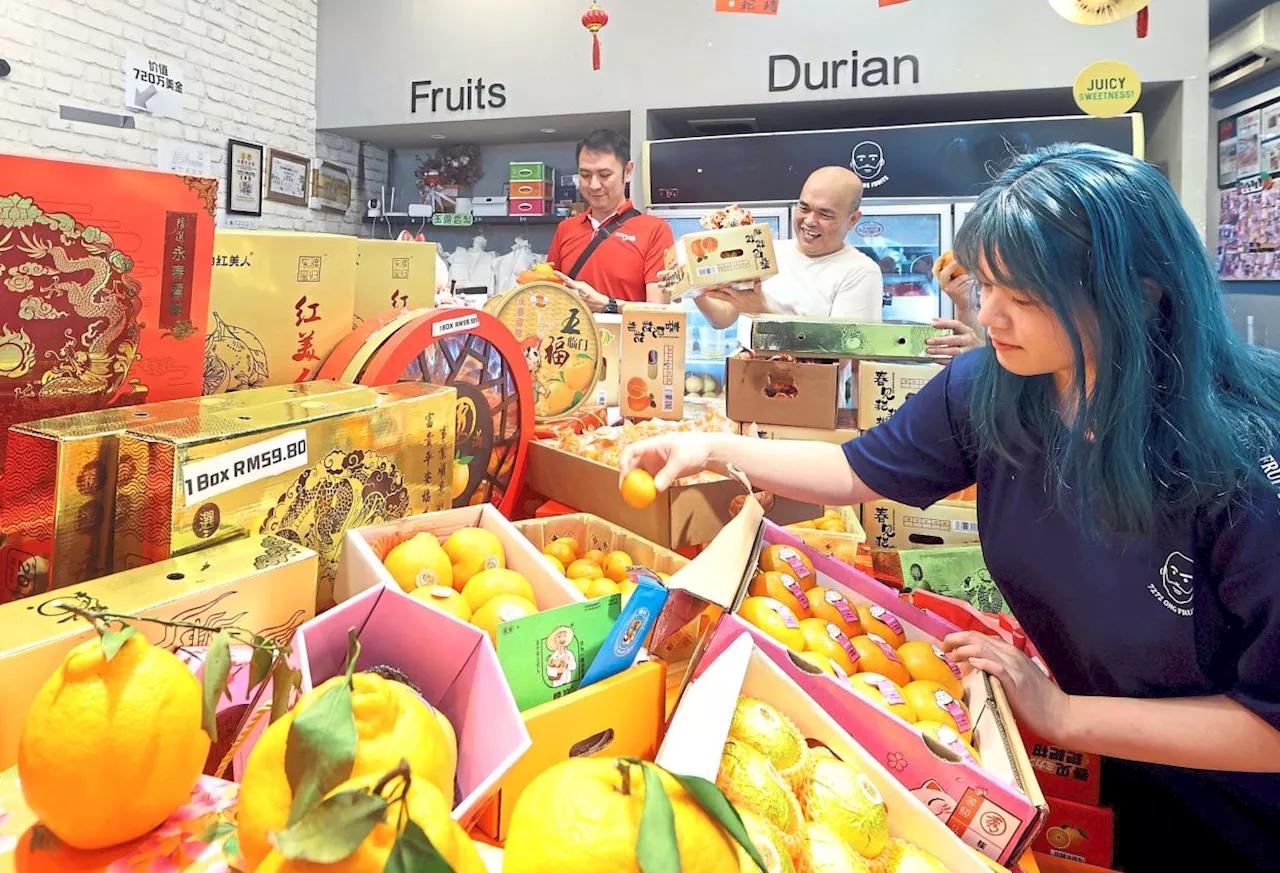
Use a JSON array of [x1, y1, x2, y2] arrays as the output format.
[[115, 383, 457, 609], [205, 231, 357, 393], [353, 239, 437, 327], [0, 382, 372, 602], [0, 533, 318, 770]]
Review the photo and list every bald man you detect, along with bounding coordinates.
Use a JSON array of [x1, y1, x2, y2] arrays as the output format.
[[694, 166, 884, 329]]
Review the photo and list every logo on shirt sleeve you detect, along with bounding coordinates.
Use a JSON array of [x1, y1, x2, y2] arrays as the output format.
[[1148, 551, 1194, 616]]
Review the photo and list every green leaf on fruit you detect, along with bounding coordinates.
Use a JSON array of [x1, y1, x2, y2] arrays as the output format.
[[271, 788, 388, 862], [249, 636, 273, 691], [673, 772, 767, 872], [636, 762, 682, 873], [201, 630, 233, 743], [196, 820, 237, 844], [385, 818, 457, 873], [271, 658, 296, 723], [284, 679, 358, 826], [100, 624, 137, 662], [456, 455, 475, 466], [28, 825, 61, 853]]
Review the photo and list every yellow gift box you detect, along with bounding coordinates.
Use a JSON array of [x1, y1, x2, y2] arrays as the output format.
[[205, 231, 357, 393], [353, 239, 437, 326], [0, 534, 318, 770]]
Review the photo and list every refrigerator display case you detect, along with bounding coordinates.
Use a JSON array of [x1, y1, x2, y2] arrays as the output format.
[[839, 204, 954, 323]]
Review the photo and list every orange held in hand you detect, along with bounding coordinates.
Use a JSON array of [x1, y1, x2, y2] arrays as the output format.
[[936, 250, 966, 278], [620, 469, 657, 509]]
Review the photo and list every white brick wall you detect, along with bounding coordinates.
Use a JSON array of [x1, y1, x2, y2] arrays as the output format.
[[0, 0, 385, 235]]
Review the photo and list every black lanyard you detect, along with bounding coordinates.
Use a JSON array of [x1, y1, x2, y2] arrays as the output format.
[[566, 208, 640, 280]]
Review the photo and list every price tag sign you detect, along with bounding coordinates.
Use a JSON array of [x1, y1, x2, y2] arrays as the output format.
[[432, 213, 475, 227]]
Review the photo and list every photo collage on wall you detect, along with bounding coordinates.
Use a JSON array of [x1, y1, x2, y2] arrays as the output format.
[[1218, 99, 1280, 281]]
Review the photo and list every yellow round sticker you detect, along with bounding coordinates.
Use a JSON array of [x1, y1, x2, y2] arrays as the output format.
[[1074, 61, 1142, 119]]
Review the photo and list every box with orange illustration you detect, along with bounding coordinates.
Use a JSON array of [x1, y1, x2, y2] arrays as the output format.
[[0, 772, 242, 873], [662, 223, 778, 298], [0, 154, 216, 472], [0, 533, 317, 770], [1031, 797, 1113, 869], [353, 238, 437, 327], [0, 382, 371, 602], [619, 304, 686, 421], [204, 230, 357, 393], [113, 383, 456, 610], [475, 660, 667, 843]]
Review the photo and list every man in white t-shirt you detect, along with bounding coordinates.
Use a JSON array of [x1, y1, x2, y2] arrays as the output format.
[[693, 166, 883, 329]]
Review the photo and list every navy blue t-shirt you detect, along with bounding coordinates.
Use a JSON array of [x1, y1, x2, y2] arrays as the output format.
[[843, 350, 1280, 869]]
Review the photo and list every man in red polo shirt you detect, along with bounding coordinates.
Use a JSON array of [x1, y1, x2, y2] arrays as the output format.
[[550, 130, 674, 314]]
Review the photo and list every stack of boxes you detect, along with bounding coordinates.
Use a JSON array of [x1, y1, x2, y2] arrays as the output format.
[[508, 162, 556, 217]]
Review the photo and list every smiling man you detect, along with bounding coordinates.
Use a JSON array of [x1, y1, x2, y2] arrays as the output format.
[[550, 129, 674, 313], [694, 166, 883, 329]]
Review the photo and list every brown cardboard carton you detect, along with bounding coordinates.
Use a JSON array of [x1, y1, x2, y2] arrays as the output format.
[[662, 224, 779, 298], [863, 499, 980, 550], [619, 304, 686, 421], [0, 382, 371, 601], [205, 231, 357, 393], [738, 414, 859, 445], [725, 354, 844, 429], [0, 534, 318, 769], [856, 360, 945, 430], [114, 383, 456, 609], [353, 239, 437, 327]]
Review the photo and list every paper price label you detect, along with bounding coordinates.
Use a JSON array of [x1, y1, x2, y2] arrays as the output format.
[[183, 429, 308, 506]]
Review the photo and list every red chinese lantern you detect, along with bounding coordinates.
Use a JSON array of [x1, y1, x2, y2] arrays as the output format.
[[582, 2, 609, 72]]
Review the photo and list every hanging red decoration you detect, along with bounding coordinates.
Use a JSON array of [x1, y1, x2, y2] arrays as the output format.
[[582, 2, 609, 72], [1136, 6, 1149, 37]]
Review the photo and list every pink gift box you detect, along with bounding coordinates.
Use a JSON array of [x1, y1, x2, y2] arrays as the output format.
[[698, 521, 1049, 866], [293, 584, 532, 831]]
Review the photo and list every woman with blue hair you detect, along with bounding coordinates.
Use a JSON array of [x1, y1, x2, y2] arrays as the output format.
[[622, 143, 1280, 871]]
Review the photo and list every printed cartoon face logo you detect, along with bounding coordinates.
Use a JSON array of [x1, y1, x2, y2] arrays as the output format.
[[1160, 551, 1194, 606], [851, 141, 886, 181]]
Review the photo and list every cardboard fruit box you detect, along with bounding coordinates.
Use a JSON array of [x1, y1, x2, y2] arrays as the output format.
[[725, 354, 845, 430], [739, 315, 951, 361], [525, 441, 818, 550], [662, 222, 779, 299], [513, 513, 691, 577], [293, 584, 533, 831], [711, 522, 1047, 865], [657, 633, 993, 873]]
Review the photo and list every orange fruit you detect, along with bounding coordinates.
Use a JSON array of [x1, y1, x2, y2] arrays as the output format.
[[551, 537, 583, 561], [255, 774, 485, 873], [817, 518, 845, 532], [585, 578, 621, 599], [601, 550, 635, 583], [543, 553, 567, 576], [807, 587, 863, 637], [462, 568, 536, 612], [442, 527, 506, 590], [902, 680, 973, 743], [237, 672, 456, 870], [17, 634, 210, 850], [411, 585, 474, 623], [737, 596, 804, 651], [896, 641, 964, 700], [471, 594, 539, 643], [748, 571, 813, 619], [848, 672, 916, 722], [503, 758, 739, 873], [831, 542, 857, 566], [621, 469, 657, 509], [570, 577, 593, 595], [855, 604, 907, 648], [798, 619, 859, 675], [543, 540, 578, 568], [850, 635, 911, 686], [583, 549, 607, 566], [567, 559, 604, 581], [383, 532, 454, 592], [620, 580, 639, 603], [757, 545, 816, 588]]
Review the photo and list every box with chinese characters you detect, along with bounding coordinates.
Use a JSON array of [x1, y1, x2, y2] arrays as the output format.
[[1019, 728, 1102, 807], [662, 223, 779, 298], [112, 383, 456, 610], [204, 230, 357, 393], [0, 153, 216, 473], [0, 382, 370, 603], [353, 239, 437, 327], [0, 533, 317, 770], [619, 304, 686, 421], [740, 316, 951, 361], [863, 499, 980, 550], [856, 360, 945, 430]]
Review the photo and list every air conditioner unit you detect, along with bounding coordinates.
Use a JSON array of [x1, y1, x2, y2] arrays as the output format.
[[1210, 3, 1280, 92]]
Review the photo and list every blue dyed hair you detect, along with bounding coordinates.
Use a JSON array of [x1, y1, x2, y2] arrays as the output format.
[[955, 143, 1280, 537]]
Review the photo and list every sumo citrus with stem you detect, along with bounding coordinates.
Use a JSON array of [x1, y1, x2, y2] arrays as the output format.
[[382, 532, 454, 592], [502, 758, 740, 873], [442, 527, 506, 589], [461, 567, 536, 612], [255, 772, 485, 873], [410, 585, 473, 623], [17, 634, 211, 850], [235, 672, 457, 871], [621, 469, 657, 509]]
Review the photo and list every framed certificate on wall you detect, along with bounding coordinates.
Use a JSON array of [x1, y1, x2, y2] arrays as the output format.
[[226, 139, 263, 216], [266, 148, 310, 207]]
